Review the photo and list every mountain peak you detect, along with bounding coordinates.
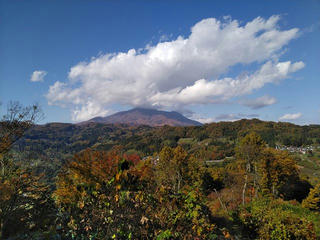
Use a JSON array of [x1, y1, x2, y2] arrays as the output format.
[[84, 108, 202, 126]]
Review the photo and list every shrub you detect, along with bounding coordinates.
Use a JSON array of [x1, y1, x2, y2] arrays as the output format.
[[237, 199, 319, 239]]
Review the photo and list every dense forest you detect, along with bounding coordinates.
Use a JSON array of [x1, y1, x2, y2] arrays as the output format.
[[14, 118, 320, 184], [1, 103, 320, 239]]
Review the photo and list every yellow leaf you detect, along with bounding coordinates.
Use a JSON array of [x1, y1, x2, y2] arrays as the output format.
[[115, 173, 120, 181]]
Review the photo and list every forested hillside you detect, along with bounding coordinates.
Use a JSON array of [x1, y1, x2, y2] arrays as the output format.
[[18, 119, 320, 155], [2, 110, 320, 239], [13, 119, 320, 183]]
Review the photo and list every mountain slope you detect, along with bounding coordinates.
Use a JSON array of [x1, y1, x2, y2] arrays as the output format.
[[83, 108, 202, 126]]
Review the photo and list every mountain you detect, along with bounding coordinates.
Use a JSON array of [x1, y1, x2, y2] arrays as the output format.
[[82, 108, 202, 126]]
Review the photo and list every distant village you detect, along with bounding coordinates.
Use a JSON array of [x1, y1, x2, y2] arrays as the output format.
[[143, 146, 320, 164], [275, 145, 320, 154]]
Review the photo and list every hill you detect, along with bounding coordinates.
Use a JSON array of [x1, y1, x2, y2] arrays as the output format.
[[12, 119, 320, 183], [82, 108, 202, 126]]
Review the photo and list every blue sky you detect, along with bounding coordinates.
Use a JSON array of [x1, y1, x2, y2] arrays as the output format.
[[0, 0, 319, 124]]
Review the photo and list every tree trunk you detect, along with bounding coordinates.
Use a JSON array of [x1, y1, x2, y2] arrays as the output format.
[[254, 165, 258, 198], [0, 217, 3, 240], [242, 174, 248, 205], [272, 184, 275, 197], [214, 188, 227, 211], [0, 158, 4, 176]]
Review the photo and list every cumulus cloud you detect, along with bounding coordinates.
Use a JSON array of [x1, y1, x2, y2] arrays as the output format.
[[46, 15, 304, 121], [72, 100, 111, 122], [240, 95, 277, 109], [31, 70, 47, 82], [150, 61, 304, 107], [279, 112, 302, 121]]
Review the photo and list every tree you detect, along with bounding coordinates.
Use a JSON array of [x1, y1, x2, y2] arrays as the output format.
[[0, 101, 50, 239], [236, 132, 265, 204], [302, 183, 320, 211], [0, 101, 43, 155], [259, 149, 299, 197], [0, 102, 43, 178], [151, 146, 216, 239], [0, 170, 54, 238], [156, 146, 203, 194]]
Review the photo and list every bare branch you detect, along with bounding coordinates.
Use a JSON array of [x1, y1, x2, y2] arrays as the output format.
[[0, 102, 44, 155]]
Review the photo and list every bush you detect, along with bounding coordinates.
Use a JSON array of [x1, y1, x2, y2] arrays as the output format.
[[236, 199, 319, 239]]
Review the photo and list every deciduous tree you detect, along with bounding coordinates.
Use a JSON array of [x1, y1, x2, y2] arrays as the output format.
[[236, 132, 265, 204], [302, 183, 320, 211]]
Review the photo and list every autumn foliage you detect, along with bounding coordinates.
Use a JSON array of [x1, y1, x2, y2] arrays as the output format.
[[1, 103, 319, 239]]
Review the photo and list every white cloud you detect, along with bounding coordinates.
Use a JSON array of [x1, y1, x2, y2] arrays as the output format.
[[46, 15, 304, 121], [215, 113, 259, 122], [150, 61, 303, 108], [195, 117, 215, 124], [279, 112, 302, 121], [30, 70, 47, 82], [189, 113, 216, 124], [191, 113, 259, 123], [240, 95, 277, 109], [72, 100, 111, 122]]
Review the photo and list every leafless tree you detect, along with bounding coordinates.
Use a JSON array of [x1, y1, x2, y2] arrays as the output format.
[[0, 101, 44, 175], [0, 101, 44, 154]]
